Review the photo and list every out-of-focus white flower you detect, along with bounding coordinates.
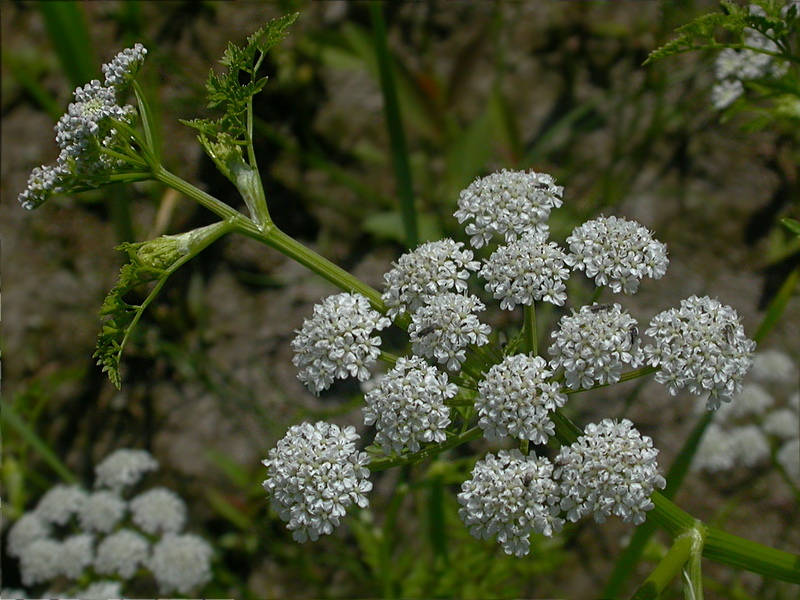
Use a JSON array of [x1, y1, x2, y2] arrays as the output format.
[[94, 448, 159, 492], [149, 533, 213, 595]]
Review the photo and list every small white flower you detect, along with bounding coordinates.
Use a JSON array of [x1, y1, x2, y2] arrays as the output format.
[[34, 484, 87, 526], [409, 292, 491, 371], [476, 354, 566, 443], [709, 382, 774, 424], [363, 356, 455, 454], [381, 239, 479, 317], [292, 292, 391, 395], [457, 450, 563, 557], [454, 169, 563, 248], [94, 448, 159, 491], [77, 490, 127, 533], [7, 513, 51, 559], [19, 539, 63, 586], [263, 421, 373, 543], [777, 438, 800, 484], [129, 487, 187, 535], [729, 425, 770, 468], [73, 581, 123, 600], [556, 419, 665, 525], [693, 423, 737, 473], [94, 528, 150, 579], [762, 408, 800, 441], [644, 296, 756, 408], [149, 533, 213, 595], [60, 533, 94, 580], [102, 43, 148, 89], [750, 349, 797, 386], [565, 216, 668, 294], [548, 303, 642, 390], [480, 231, 570, 309], [711, 80, 744, 110]]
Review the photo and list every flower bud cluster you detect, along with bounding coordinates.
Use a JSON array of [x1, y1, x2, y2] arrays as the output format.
[[262, 422, 373, 542], [644, 295, 756, 409], [18, 45, 148, 210], [5, 448, 212, 597]]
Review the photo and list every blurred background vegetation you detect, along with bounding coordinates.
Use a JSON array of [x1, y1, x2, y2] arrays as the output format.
[[1, 1, 797, 598]]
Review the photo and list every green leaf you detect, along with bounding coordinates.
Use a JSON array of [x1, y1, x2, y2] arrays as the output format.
[[94, 222, 231, 388], [190, 13, 298, 144], [782, 218, 800, 236]]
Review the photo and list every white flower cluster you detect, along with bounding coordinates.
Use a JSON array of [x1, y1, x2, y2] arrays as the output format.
[[555, 419, 666, 525], [644, 295, 756, 409], [409, 292, 491, 371], [454, 169, 563, 248], [381, 239, 479, 317], [693, 350, 799, 483], [458, 418, 665, 556], [292, 292, 391, 394], [457, 450, 563, 557], [565, 216, 669, 294], [711, 5, 790, 110], [5, 448, 212, 597], [102, 43, 148, 89], [363, 356, 456, 454], [475, 354, 566, 443], [262, 421, 372, 542], [481, 231, 570, 309], [19, 45, 148, 210], [548, 303, 642, 390]]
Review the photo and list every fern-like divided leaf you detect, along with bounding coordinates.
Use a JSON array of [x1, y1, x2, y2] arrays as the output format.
[[181, 12, 298, 142], [94, 241, 181, 388]]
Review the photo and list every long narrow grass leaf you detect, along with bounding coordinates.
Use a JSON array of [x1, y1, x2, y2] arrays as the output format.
[[370, 1, 417, 249], [1, 401, 78, 484], [36, 0, 98, 87]]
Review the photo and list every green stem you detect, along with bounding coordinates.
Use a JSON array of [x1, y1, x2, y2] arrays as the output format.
[[523, 303, 537, 356], [369, 427, 484, 471], [153, 166, 252, 225], [631, 529, 696, 600]]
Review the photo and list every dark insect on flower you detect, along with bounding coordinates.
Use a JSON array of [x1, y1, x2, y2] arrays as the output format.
[[416, 324, 440, 338], [522, 472, 534, 487], [722, 323, 736, 344], [588, 303, 613, 313], [629, 326, 639, 348]]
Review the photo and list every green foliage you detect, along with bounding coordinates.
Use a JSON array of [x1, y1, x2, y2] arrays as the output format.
[[94, 223, 230, 388], [181, 12, 298, 144], [644, 0, 794, 65]]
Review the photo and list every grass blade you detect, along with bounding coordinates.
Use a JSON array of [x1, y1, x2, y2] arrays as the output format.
[[370, 1, 417, 249], [36, 0, 98, 87]]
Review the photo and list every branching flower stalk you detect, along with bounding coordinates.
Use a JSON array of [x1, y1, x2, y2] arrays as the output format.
[[14, 11, 800, 596]]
